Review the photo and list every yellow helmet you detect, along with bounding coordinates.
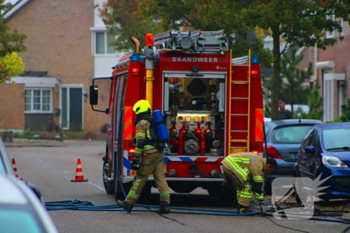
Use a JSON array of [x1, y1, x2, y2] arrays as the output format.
[[133, 100, 151, 114]]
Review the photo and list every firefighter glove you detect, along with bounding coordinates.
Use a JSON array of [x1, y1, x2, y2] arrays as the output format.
[[131, 159, 139, 170], [259, 203, 266, 215]]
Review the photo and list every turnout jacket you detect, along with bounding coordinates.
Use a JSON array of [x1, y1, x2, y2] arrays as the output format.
[[221, 152, 266, 184], [134, 119, 157, 158]]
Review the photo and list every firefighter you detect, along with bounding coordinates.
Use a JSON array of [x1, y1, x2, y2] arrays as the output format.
[[221, 152, 277, 214], [117, 100, 171, 214]]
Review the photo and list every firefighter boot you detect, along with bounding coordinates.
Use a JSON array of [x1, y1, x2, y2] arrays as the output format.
[[237, 204, 252, 214], [156, 201, 170, 214], [117, 200, 133, 213]]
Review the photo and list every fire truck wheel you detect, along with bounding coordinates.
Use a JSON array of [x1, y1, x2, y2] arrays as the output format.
[[102, 155, 115, 195]]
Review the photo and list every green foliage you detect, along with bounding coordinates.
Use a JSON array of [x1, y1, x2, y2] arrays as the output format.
[[262, 74, 273, 118], [262, 47, 323, 120], [98, 0, 272, 66], [338, 99, 350, 122], [22, 128, 32, 138], [228, 0, 350, 120], [231, 32, 272, 68], [279, 47, 312, 115], [97, 0, 165, 51], [300, 87, 323, 120], [100, 0, 350, 120], [0, 52, 25, 83], [0, 1, 27, 82]]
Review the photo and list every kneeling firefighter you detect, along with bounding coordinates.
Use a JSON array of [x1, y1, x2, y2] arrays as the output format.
[[221, 152, 277, 214], [117, 100, 171, 214]]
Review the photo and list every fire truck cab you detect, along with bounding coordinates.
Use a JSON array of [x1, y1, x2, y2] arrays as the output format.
[[90, 30, 264, 202]]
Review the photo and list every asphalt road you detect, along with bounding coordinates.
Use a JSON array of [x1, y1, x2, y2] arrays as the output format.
[[5, 140, 350, 233]]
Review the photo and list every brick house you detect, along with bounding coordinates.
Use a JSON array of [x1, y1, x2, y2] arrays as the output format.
[[293, 18, 350, 122], [1, 0, 125, 134], [310, 18, 350, 122]]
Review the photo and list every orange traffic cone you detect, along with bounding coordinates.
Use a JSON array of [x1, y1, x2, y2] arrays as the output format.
[[71, 158, 88, 182], [12, 158, 19, 179]]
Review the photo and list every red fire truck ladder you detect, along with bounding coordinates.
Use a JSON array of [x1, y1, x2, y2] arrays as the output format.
[[228, 50, 253, 154], [153, 30, 228, 52]]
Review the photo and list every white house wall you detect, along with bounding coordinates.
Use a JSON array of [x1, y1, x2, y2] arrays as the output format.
[[93, 0, 126, 78], [94, 55, 123, 77]]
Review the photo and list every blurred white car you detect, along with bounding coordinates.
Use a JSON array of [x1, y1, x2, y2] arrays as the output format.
[[0, 136, 45, 203], [0, 136, 16, 176], [0, 175, 59, 233]]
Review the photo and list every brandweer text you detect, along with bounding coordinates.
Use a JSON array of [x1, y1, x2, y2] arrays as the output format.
[[172, 57, 218, 62]]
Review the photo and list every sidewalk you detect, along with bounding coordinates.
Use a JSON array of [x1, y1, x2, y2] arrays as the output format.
[[4, 138, 105, 147]]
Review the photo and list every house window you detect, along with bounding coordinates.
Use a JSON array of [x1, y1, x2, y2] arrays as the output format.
[[340, 18, 344, 38], [95, 31, 116, 55], [25, 89, 52, 113], [325, 14, 335, 39]]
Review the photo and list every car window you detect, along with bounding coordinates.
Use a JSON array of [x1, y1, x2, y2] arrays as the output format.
[[302, 128, 313, 147], [310, 129, 319, 148], [274, 125, 315, 143], [323, 128, 350, 150]]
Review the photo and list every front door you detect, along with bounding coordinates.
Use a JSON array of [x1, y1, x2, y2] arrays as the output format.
[[60, 86, 83, 131]]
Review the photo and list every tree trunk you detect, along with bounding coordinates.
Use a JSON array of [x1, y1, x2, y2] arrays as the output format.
[[271, 25, 281, 120]]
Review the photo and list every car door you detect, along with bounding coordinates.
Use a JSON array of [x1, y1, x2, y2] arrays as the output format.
[[298, 129, 315, 178], [307, 129, 322, 179]]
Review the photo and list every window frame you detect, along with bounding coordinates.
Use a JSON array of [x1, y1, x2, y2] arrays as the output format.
[[92, 30, 117, 56], [325, 14, 335, 39], [24, 88, 53, 114], [339, 18, 344, 38]]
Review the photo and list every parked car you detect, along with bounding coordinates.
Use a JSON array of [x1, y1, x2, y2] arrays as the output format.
[[0, 175, 59, 233], [0, 136, 44, 203], [264, 119, 324, 194], [294, 122, 350, 199], [0, 136, 16, 176]]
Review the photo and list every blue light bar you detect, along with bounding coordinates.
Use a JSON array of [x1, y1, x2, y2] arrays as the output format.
[[251, 55, 259, 64], [130, 53, 140, 62]]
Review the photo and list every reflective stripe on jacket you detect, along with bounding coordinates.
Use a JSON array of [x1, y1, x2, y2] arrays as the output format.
[[135, 119, 157, 157], [221, 152, 266, 184]]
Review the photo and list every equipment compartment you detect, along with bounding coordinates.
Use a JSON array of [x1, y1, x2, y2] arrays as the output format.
[[163, 76, 225, 156]]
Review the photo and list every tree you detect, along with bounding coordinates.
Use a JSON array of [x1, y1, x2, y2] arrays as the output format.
[[100, 0, 350, 119], [279, 47, 312, 116], [0, 51, 25, 83], [336, 99, 350, 122], [97, 0, 165, 51], [138, 0, 273, 66], [300, 87, 323, 120], [230, 0, 350, 120], [98, 0, 272, 67], [262, 75, 273, 118], [0, 1, 27, 83], [137, 0, 350, 119]]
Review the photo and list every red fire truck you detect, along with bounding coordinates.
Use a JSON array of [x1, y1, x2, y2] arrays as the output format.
[[90, 30, 265, 202]]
